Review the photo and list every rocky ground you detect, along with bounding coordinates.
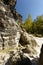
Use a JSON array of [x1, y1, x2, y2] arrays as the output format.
[[0, 0, 43, 65]]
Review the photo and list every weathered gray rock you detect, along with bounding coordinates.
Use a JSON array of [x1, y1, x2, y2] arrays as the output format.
[[0, 0, 21, 50], [20, 31, 38, 55], [0, 0, 42, 65]]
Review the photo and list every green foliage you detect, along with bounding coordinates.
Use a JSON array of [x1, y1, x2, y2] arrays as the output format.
[[22, 15, 43, 36], [18, 14, 43, 36], [32, 15, 43, 35], [34, 34, 42, 37], [17, 21, 21, 26], [22, 14, 32, 33]]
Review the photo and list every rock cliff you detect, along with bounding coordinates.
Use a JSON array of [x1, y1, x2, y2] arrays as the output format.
[[0, 0, 43, 65], [0, 0, 21, 50]]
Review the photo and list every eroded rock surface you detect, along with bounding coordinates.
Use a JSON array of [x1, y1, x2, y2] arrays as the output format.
[[0, 0, 21, 50], [0, 0, 43, 65]]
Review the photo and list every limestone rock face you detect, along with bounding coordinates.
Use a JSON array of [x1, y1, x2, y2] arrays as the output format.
[[0, 0, 43, 65], [0, 1, 21, 50]]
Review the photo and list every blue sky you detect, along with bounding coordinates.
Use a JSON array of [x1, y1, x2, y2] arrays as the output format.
[[16, 0, 43, 21]]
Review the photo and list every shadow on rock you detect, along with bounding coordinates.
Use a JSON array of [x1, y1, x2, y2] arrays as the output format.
[[5, 51, 32, 65], [31, 58, 39, 65], [16, 57, 32, 65]]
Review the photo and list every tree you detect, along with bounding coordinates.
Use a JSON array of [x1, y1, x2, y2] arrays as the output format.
[[36, 16, 43, 34], [22, 15, 43, 36], [23, 14, 32, 33], [32, 15, 43, 35]]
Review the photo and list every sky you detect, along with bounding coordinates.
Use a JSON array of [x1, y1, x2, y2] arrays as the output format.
[[16, 0, 43, 21]]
